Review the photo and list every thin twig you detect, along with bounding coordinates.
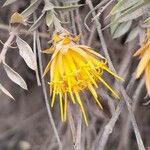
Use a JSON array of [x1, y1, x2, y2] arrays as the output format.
[[92, 0, 115, 22], [0, 27, 18, 63], [0, 24, 49, 39], [97, 101, 125, 150], [84, 0, 110, 31], [117, 77, 145, 150], [87, 24, 96, 46], [121, 86, 145, 150], [68, 102, 76, 145], [71, 11, 77, 35], [33, 13, 41, 86], [74, 107, 82, 150], [75, 9, 85, 44]]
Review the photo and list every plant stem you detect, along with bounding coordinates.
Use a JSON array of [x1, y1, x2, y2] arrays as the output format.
[[0, 28, 18, 63]]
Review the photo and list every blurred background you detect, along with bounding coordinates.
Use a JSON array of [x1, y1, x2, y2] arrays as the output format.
[[0, 0, 149, 150]]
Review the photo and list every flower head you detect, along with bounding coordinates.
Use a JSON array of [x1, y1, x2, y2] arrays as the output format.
[[134, 28, 150, 96], [44, 31, 123, 125]]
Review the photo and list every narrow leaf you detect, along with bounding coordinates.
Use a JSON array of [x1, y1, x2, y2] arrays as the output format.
[[110, 13, 121, 35], [0, 83, 14, 99], [115, 3, 150, 23], [136, 49, 150, 78], [54, 4, 84, 11], [145, 62, 150, 95], [3, 0, 17, 7], [118, 7, 147, 22], [21, 0, 42, 18], [53, 16, 64, 32], [16, 36, 37, 70], [43, 0, 54, 11], [46, 11, 54, 27], [106, 1, 143, 30], [126, 26, 139, 42], [144, 17, 150, 25], [29, 12, 45, 32], [113, 21, 132, 38], [110, 0, 142, 15], [139, 28, 146, 45], [3, 62, 27, 90]]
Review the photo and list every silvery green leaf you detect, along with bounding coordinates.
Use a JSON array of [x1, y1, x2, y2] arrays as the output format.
[[126, 26, 139, 42], [116, 3, 150, 23], [53, 16, 63, 32], [110, 13, 121, 35], [110, 0, 143, 15], [16, 36, 37, 70], [0, 83, 14, 99], [54, 4, 84, 11], [57, 0, 80, 2], [3, 0, 17, 7], [43, 0, 54, 11], [46, 11, 54, 27], [139, 28, 146, 45], [29, 12, 45, 32], [111, 1, 145, 24], [3, 62, 27, 90], [21, 0, 42, 18], [113, 21, 132, 38], [144, 17, 150, 25]]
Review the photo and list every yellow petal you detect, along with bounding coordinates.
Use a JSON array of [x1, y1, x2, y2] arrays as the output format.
[[78, 45, 106, 60], [50, 47, 60, 61], [64, 93, 67, 121], [59, 92, 64, 121], [102, 66, 124, 81], [71, 47, 89, 60], [53, 33, 62, 43], [62, 37, 71, 45], [75, 92, 88, 126], [50, 58, 57, 81], [73, 35, 80, 42], [84, 68, 98, 88], [145, 62, 150, 96], [71, 47, 95, 68], [136, 47, 150, 78], [147, 28, 150, 38], [51, 59, 60, 107], [42, 47, 54, 54], [88, 54, 105, 67], [88, 83, 103, 109], [57, 52, 64, 77], [65, 51, 77, 71], [43, 61, 51, 77], [63, 55, 76, 103], [51, 84, 57, 107], [68, 77, 76, 104], [133, 41, 149, 57], [70, 50, 87, 66], [49, 82, 52, 96], [99, 77, 120, 99]]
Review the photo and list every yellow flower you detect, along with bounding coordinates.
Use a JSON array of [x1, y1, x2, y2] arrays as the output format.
[[43, 31, 123, 126], [134, 29, 150, 96]]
